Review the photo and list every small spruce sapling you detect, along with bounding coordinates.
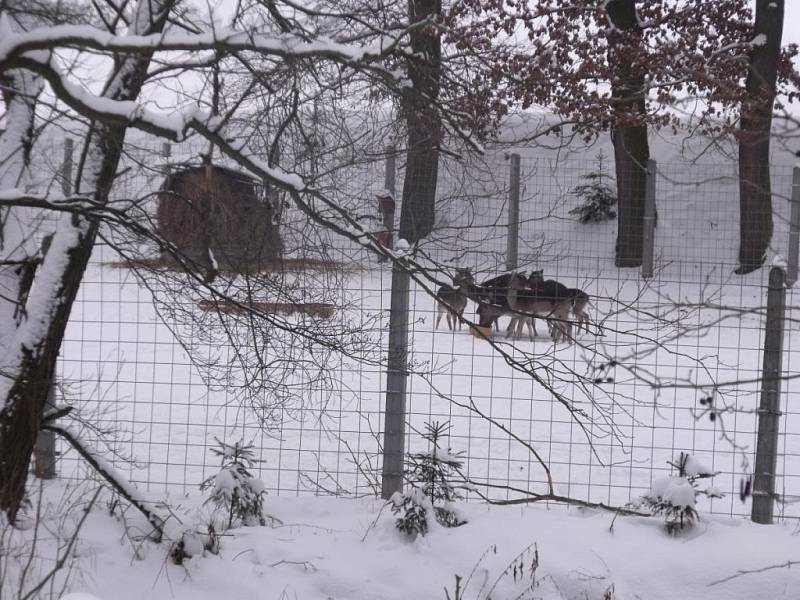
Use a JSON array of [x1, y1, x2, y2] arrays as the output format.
[[569, 151, 618, 224], [391, 421, 467, 538], [633, 452, 723, 534], [200, 437, 267, 529]]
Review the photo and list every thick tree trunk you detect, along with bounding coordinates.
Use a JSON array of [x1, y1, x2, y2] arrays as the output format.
[[398, 0, 442, 245], [606, 0, 650, 268], [736, 0, 784, 275], [0, 68, 44, 519], [0, 1, 174, 523]]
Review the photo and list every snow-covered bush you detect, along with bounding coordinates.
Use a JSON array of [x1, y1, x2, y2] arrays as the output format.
[[391, 421, 466, 538], [569, 151, 618, 224], [634, 452, 722, 534], [170, 525, 220, 565], [200, 438, 267, 529]]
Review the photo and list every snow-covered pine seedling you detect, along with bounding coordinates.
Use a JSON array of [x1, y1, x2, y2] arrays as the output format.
[[200, 438, 267, 529], [170, 525, 220, 565], [569, 151, 618, 224], [391, 421, 466, 538], [634, 452, 722, 534]]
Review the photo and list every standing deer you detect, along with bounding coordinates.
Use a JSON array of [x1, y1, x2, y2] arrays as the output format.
[[506, 270, 544, 337], [566, 288, 591, 334], [513, 272, 592, 340], [435, 268, 475, 330], [507, 273, 574, 342], [472, 271, 529, 332]]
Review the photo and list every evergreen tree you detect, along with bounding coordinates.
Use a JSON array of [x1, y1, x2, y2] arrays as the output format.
[[391, 421, 467, 538], [569, 152, 618, 224]]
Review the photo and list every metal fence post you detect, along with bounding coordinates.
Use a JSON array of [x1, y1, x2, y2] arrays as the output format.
[[381, 263, 410, 499], [787, 167, 800, 286], [33, 138, 73, 479], [506, 153, 521, 272], [751, 266, 787, 524], [641, 159, 657, 279]]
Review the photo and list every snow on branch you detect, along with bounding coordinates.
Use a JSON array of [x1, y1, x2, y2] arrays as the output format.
[[43, 420, 178, 541], [0, 24, 403, 70]]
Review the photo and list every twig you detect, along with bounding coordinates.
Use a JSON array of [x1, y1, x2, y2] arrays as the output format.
[[20, 488, 102, 600], [269, 560, 318, 571], [44, 422, 169, 541], [708, 560, 800, 586], [361, 501, 388, 543]]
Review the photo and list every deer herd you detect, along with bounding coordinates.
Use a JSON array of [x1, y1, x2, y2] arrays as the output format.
[[434, 267, 590, 343]]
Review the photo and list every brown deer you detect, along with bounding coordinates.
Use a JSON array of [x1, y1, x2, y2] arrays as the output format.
[[506, 270, 544, 337], [435, 268, 475, 330], [566, 288, 591, 334], [507, 273, 574, 342], [513, 273, 592, 340]]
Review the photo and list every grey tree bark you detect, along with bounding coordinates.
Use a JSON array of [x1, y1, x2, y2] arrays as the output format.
[[736, 0, 784, 275], [398, 0, 442, 245], [606, 0, 651, 268], [0, 1, 175, 522]]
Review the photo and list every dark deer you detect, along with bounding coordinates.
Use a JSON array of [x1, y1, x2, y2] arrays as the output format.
[[435, 268, 475, 330], [473, 271, 527, 332]]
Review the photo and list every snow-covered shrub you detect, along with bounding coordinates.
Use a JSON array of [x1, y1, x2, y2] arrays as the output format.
[[169, 525, 220, 565], [200, 438, 266, 529], [634, 452, 722, 534], [391, 487, 431, 538], [391, 421, 466, 538], [569, 151, 618, 224]]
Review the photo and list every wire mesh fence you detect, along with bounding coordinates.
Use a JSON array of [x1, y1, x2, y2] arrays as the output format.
[[37, 134, 800, 522]]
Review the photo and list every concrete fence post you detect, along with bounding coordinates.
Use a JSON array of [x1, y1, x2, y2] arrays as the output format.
[[381, 263, 410, 499], [751, 266, 787, 524], [506, 153, 521, 272], [641, 159, 657, 279]]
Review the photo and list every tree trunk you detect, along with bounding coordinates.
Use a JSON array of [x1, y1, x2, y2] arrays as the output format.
[[0, 0, 174, 523], [606, 0, 650, 268], [736, 0, 784, 275], [398, 0, 442, 245]]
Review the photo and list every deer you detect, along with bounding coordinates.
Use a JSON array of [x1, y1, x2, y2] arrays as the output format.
[[506, 270, 544, 338], [471, 271, 529, 333], [566, 287, 591, 334], [506, 273, 574, 342], [435, 267, 475, 330], [474, 272, 556, 339], [509, 272, 593, 340]]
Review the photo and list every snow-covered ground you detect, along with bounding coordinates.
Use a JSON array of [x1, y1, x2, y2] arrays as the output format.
[[42, 135, 800, 522], [9, 482, 800, 600], [13, 130, 800, 599]]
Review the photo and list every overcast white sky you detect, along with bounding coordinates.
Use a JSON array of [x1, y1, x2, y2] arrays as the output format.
[[782, 2, 800, 50]]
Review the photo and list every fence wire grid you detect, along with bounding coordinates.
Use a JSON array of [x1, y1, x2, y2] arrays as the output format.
[[33, 135, 800, 522]]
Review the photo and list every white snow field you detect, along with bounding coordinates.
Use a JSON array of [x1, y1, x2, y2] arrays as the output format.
[[15, 132, 799, 598], [14, 483, 800, 600], [47, 136, 800, 525]]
